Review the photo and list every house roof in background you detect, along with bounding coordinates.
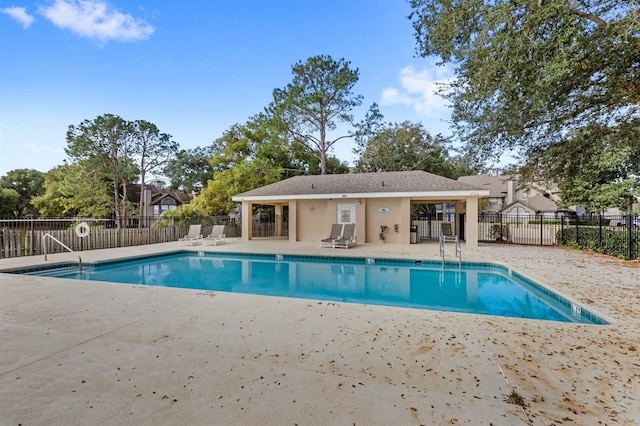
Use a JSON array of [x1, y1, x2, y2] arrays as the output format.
[[503, 195, 559, 213], [457, 174, 515, 198], [126, 184, 192, 205], [233, 171, 488, 201]]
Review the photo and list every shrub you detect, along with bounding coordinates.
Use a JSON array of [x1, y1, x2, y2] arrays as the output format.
[[557, 227, 638, 259], [489, 223, 510, 241], [153, 204, 207, 228]]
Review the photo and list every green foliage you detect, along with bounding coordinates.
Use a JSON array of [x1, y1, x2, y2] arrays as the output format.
[[65, 114, 140, 222], [65, 114, 178, 222], [408, 0, 639, 160], [557, 226, 639, 260], [31, 163, 112, 217], [131, 120, 178, 218], [308, 155, 350, 175], [153, 204, 207, 228], [270, 55, 368, 174], [164, 146, 216, 192], [505, 389, 526, 407], [196, 159, 283, 215], [195, 112, 347, 214], [0, 188, 20, 216], [0, 168, 45, 216], [523, 121, 640, 213], [353, 121, 478, 178]]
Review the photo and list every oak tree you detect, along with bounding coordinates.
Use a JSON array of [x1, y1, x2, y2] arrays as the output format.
[[408, 0, 639, 157]]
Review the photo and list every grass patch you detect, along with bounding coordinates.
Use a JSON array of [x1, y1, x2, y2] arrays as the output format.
[[504, 389, 527, 407]]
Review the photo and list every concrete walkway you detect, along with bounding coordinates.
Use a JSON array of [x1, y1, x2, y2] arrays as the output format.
[[1, 240, 638, 425]]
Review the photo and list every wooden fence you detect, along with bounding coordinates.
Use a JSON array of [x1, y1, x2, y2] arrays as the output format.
[[0, 226, 187, 259]]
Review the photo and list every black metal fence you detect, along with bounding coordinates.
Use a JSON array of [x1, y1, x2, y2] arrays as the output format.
[[2, 213, 638, 260], [479, 214, 639, 260], [250, 213, 289, 238]]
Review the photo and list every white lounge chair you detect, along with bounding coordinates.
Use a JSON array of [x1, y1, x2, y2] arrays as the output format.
[[179, 224, 203, 245], [203, 225, 226, 246], [440, 222, 458, 243], [320, 224, 343, 248], [333, 223, 357, 249]]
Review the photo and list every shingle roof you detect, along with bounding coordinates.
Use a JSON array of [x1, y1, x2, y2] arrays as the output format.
[[127, 184, 192, 205], [521, 195, 559, 212], [233, 171, 486, 200], [457, 174, 515, 198]]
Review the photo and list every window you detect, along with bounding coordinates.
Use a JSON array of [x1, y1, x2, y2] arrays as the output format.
[[153, 199, 177, 216]]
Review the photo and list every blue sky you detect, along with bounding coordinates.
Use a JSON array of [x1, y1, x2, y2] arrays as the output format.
[[0, 0, 457, 178]]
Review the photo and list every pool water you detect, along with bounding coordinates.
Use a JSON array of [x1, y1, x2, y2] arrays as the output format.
[[19, 252, 605, 324]]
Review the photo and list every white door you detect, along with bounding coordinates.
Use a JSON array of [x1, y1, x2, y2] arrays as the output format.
[[337, 203, 356, 225]]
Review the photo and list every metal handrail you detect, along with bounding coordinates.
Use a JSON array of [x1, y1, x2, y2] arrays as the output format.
[[43, 233, 82, 270], [439, 234, 462, 266]]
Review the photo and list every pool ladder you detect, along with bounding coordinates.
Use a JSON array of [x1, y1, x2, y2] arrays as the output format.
[[43, 233, 82, 271], [439, 234, 461, 266]]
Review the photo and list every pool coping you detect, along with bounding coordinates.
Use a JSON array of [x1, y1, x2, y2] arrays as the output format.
[[3, 249, 614, 325]]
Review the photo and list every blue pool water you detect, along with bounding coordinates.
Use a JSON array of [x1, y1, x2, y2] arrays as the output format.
[[17, 252, 606, 324]]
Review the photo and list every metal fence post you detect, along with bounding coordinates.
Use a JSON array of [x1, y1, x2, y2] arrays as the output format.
[[628, 214, 633, 260], [539, 214, 543, 245], [598, 215, 603, 250]]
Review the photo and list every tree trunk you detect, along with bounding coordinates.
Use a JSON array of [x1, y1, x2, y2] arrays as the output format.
[[112, 177, 121, 228], [320, 123, 327, 175], [139, 172, 146, 229]]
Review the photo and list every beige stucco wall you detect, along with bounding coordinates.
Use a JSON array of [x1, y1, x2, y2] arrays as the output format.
[[242, 195, 482, 248], [296, 199, 329, 242], [364, 198, 405, 244]]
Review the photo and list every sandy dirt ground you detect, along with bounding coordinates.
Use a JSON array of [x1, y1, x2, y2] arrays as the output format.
[[0, 241, 639, 425]]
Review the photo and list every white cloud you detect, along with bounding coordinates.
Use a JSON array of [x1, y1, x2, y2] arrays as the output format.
[[1, 6, 35, 28], [39, 0, 154, 42], [381, 64, 454, 116]]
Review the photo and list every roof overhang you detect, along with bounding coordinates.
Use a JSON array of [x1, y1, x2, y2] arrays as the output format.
[[232, 189, 490, 203]]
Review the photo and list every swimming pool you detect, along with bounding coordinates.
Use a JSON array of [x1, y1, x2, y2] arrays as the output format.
[[13, 251, 606, 324]]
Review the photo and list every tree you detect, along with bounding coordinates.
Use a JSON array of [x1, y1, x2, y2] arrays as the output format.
[[523, 120, 640, 213], [0, 168, 45, 216], [195, 115, 289, 214], [408, 1, 640, 159], [66, 114, 139, 225], [131, 120, 178, 219], [0, 188, 20, 216], [354, 121, 477, 178], [31, 163, 112, 217], [163, 147, 216, 192], [154, 203, 208, 228], [270, 55, 366, 174]]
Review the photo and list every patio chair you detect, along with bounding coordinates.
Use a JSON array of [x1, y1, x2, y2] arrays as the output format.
[[320, 224, 343, 248], [333, 223, 357, 249], [203, 225, 226, 246], [179, 224, 203, 245], [440, 222, 457, 243]]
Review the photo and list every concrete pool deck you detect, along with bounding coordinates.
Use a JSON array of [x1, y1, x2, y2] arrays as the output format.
[[1, 240, 638, 425]]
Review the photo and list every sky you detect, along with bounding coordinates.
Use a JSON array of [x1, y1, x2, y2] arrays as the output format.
[[0, 0, 460, 178]]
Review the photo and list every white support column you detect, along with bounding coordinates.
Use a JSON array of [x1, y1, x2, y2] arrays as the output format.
[[288, 200, 298, 242], [241, 201, 252, 241], [400, 197, 411, 244], [275, 204, 283, 237], [465, 197, 479, 248]]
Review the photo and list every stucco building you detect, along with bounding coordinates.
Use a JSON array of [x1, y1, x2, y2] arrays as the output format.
[[232, 171, 488, 248]]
